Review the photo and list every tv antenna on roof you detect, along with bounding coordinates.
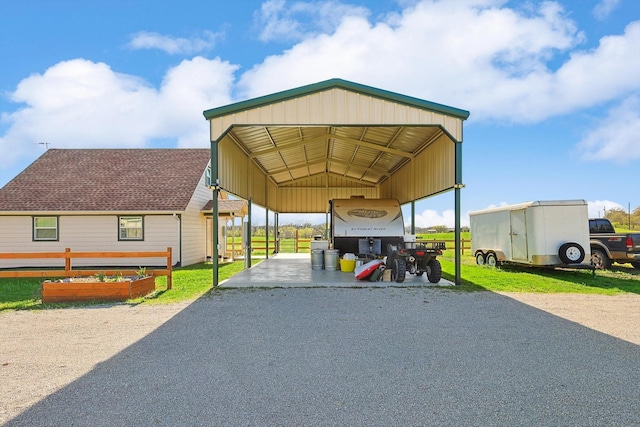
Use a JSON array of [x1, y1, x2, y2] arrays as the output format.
[[38, 142, 50, 149]]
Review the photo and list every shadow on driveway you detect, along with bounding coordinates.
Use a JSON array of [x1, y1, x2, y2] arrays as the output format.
[[5, 287, 640, 426]]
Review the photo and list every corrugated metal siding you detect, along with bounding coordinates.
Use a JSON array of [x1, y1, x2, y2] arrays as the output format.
[[275, 175, 379, 213], [209, 88, 463, 141], [250, 161, 267, 207], [218, 138, 249, 200], [388, 135, 455, 204]]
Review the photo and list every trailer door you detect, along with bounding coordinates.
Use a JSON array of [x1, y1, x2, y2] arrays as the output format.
[[510, 209, 528, 262]]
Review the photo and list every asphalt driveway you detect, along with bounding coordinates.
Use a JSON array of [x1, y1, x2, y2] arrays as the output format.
[[4, 287, 640, 426]]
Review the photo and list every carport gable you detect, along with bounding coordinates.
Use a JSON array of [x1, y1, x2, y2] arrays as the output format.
[[203, 78, 469, 213]]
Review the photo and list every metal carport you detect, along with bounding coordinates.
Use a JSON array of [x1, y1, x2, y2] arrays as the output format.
[[203, 78, 469, 286]]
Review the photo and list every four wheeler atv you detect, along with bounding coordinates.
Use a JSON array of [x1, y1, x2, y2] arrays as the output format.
[[387, 241, 446, 283]]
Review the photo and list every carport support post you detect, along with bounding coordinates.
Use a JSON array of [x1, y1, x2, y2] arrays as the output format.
[[265, 208, 269, 259], [211, 140, 219, 287], [454, 140, 463, 285], [411, 201, 416, 235], [245, 200, 252, 270], [275, 212, 279, 253]]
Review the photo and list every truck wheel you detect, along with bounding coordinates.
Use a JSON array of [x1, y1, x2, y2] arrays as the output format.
[[391, 257, 406, 283], [475, 252, 485, 265], [485, 252, 498, 267], [426, 259, 442, 283], [591, 248, 610, 269], [558, 242, 585, 264]]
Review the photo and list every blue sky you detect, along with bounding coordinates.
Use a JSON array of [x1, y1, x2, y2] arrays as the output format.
[[1, 0, 638, 227]]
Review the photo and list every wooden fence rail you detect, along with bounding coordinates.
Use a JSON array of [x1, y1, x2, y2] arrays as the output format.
[[226, 238, 471, 255], [417, 238, 472, 255], [0, 247, 173, 289]]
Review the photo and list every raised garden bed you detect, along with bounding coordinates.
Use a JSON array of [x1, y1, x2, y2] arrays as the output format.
[[42, 275, 155, 303]]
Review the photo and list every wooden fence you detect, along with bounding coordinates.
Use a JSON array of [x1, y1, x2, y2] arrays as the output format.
[[417, 238, 472, 255], [0, 247, 173, 289], [226, 238, 471, 255]]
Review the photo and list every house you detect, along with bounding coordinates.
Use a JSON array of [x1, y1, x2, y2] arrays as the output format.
[[0, 148, 239, 269]]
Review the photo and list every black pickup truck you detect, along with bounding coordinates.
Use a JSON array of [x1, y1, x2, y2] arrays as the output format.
[[589, 218, 640, 269]]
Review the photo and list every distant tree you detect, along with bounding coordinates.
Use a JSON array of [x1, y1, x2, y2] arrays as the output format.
[[631, 206, 640, 230], [605, 208, 626, 223], [606, 206, 640, 230]]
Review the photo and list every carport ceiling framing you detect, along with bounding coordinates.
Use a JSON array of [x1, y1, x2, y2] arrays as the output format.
[[229, 124, 445, 187]]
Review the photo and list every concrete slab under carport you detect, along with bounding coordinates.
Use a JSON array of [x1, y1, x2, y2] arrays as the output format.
[[219, 253, 454, 288]]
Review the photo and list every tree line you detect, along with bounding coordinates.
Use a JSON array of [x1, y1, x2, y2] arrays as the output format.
[[603, 206, 640, 231]]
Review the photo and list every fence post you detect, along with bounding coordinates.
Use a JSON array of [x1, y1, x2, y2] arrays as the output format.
[[166, 247, 172, 290], [65, 248, 71, 277], [295, 229, 299, 253]]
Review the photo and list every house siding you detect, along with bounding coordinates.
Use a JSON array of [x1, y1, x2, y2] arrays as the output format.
[[0, 215, 180, 269], [180, 170, 211, 266]]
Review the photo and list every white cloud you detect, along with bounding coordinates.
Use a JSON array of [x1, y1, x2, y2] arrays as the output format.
[[255, 0, 369, 42], [587, 200, 623, 218], [577, 93, 640, 163], [593, 0, 620, 20], [0, 57, 238, 173], [239, 1, 640, 124], [127, 31, 222, 55]]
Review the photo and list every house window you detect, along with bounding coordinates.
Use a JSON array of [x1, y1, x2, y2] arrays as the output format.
[[119, 216, 144, 241], [33, 217, 58, 241], [205, 166, 212, 187]]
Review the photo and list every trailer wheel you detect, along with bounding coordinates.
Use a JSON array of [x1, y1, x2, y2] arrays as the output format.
[[391, 257, 406, 283], [475, 252, 485, 265], [485, 252, 498, 267], [591, 248, 610, 269], [558, 242, 585, 264], [426, 259, 442, 283], [416, 271, 424, 276]]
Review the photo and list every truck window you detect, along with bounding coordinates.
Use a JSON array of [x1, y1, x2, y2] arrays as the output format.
[[590, 219, 614, 233]]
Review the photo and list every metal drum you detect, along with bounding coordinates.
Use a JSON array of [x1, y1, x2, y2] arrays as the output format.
[[311, 249, 324, 270], [324, 249, 340, 271]]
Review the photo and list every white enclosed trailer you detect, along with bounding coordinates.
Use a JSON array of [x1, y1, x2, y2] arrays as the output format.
[[469, 200, 591, 267]]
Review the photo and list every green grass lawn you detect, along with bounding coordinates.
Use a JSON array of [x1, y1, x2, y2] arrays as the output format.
[[2, 240, 638, 311], [438, 250, 640, 295]]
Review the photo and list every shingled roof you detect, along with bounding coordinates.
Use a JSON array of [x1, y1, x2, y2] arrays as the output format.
[[0, 149, 211, 212]]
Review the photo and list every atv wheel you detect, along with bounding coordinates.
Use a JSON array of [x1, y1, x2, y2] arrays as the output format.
[[391, 257, 406, 283], [426, 259, 442, 283]]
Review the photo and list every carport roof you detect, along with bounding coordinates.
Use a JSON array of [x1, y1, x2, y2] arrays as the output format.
[[203, 78, 470, 121], [203, 79, 470, 197]]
